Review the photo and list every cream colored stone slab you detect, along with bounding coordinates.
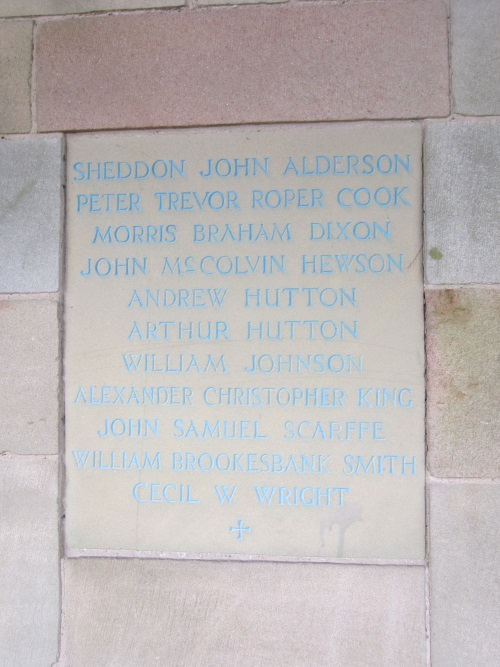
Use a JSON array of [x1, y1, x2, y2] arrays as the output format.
[[65, 125, 425, 560]]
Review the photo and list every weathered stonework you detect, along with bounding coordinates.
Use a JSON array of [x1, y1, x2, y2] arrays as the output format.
[[0, 0, 183, 16], [452, 0, 500, 115], [0, 1, 497, 665], [0, 457, 59, 666], [426, 288, 500, 478], [425, 120, 500, 284], [0, 299, 59, 455], [0, 136, 63, 293], [35, 3, 449, 132], [430, 481, 500, 666], [0, 21, 32, 134], [60, 559, 426, 667]]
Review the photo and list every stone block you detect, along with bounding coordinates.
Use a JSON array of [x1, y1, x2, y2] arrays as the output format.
[[35, 2, 449, 131], [0, 0, 182, 17], [424, 120, 500, 284], [0, 21, 32, 134], [0, 457, 59, 667], [451, 0, 500, 115], [198, 0, 284, 5], [60, 558, 425, 666], [0, 136, 63, 293], [430, 481, 500, 666], [426, 288, 500, 478], [64, 126, 425, 561], [0, 299, 59, 454]]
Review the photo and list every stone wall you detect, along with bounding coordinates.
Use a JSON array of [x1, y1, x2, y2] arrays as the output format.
[[0, 1, 498, 665]]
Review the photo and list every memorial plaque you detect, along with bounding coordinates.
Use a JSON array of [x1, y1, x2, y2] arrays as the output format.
[[65, 125, 425, 560]]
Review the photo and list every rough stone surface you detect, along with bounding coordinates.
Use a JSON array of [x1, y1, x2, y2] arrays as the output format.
[[0, 0, 182, 16], [199, 0, 441, 3], [451, 0, 500, 115], [0, 21, 32, 134], [0, 136, 63, 292], [35, 2, 449, 131], [60, 559, 426, 666], [425, 120, 500, 284], [0, 457, 59, 667], [430, 481, 500, 667], [198, 0, 284, 5], [0, 299, 59, 454], [426, 288, 500, 478]]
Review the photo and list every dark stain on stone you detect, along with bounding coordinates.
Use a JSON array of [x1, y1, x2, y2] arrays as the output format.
[[0, 178, 36, 213], [433, 289, 472, 325]]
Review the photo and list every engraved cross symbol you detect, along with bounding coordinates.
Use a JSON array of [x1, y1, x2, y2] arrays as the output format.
[[230, 520, 251, 540]]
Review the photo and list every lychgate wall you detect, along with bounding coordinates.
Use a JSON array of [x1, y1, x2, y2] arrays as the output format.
[[0, 1, 498, 666]]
